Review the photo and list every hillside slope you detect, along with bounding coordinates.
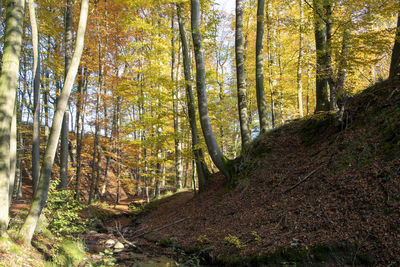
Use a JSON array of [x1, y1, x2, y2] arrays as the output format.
[[131, 78, 400, 265]]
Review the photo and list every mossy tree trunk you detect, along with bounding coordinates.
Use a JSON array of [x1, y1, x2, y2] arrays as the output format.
[[235, 0, 251, 148], [0, 0, 25, 238]]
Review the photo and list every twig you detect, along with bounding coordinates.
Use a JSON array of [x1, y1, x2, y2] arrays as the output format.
[[283, 166, 323, 194], [132, 218, 187, 239], [114, 221, 142, 252]]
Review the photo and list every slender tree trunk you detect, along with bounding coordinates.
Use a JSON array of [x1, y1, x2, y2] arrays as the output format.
[[313, 0, 330, 112], [19, 0, 89, 244], [297, 0, 304, 117], [390, 9, 400, 78], [256, 0, 268, 133], [9, 100, 17, 205], [337, 27, 351, 99], [171, 12, 184, 190], [59, 0, 74, 188], [266, 1, 275, 128], [29, 0, 41, 194], [0, 0, 25, 237], [177, 4, 209, 191], [235, 0, 251, 148], [191, 0, 231, 180]]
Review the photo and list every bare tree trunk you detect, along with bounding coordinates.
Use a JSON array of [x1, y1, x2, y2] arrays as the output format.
[[19, 0, 89, 244], [29, 0, 41, 194], [0, 0, 25, 237], [191, 0, 231, 180], [266, 1, 275, 129], [390, 8, 400, 78], [177, 4, 209, 191], [313, 0, 330, 112], [235, 0, 251, 148], [297, 0, 304, 117], [256, 0, 268, 133], [75, 68, 86, 199], [59, 0, 74, 188]]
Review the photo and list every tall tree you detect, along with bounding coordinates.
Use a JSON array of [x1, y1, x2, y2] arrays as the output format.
[[235, 0, 251, 148], [191, 0, 231, 180], [0, 0, 25, 238], [29, 0, 41, 194], [390, 7, 400, 78], [313, 0, 330, 112], [255, 0, 268, 133], [297, 0, 304, 117], [19, 0, 89, 244], [59, 0, 74, 188], [177, 3, 209, 191]]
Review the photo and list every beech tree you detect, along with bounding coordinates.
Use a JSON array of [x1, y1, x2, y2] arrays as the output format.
[[191, 0, 231, 180], [19, 0, 89, 244], [390, 7, 400, 78], [0, 0, 25, 238], [235, 0, 251, 147]]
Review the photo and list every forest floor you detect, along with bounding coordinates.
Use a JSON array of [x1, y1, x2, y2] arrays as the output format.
[[116, 78, 400, 265], [2, 78, 400, 266]]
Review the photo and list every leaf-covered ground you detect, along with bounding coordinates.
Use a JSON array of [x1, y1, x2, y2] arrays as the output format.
[[126, 78, 400, 265]]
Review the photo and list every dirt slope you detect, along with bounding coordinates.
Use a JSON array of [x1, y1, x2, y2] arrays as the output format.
[[131, 79, 400, 265]]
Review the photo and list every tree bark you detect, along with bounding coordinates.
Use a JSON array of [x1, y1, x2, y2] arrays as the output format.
[[297, 0, 304, 117], [390, 7, 400, 78], [191, 0, 231, 180], [313, 0, 330, 112], [59, 0, 74, 188], [29, 0, 41, 194], [19, 0, 89, 244], [177, 4, 209, 191], [256, 0, 268, 133], [235, 0, 251, 148], [0, 0, 25, 237]]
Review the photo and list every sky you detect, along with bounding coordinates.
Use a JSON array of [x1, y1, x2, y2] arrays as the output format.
[[216, 0, 235, 14]]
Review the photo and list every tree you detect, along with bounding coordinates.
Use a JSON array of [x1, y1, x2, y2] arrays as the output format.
[[313, 0, 330, 112], [297, 0, 304, 117], [177, 3, 209, 192], [191, 0, 231, 180], [59, 0, 74, 188], [390, 7, 400, 78], [29, 0, 41, 195], [255, 0, 268, 133], [19, 0, 89, 244], [0, 0, 25, 238], [235, 0, 251, 147]]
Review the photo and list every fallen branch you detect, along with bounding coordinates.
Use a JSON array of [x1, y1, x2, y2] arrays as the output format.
[[283, 166, 323, 194], [114, 221, 142, 252], [133, 218, 187, 239]]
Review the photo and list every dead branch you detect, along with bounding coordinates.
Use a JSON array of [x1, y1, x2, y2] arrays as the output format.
[[132, 218, 187, 239], [283, 166, 323, 194]]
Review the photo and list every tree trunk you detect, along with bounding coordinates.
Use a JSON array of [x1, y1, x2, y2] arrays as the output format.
[[9, 100, 17, 205], [0, 0, 25, 237], [256, 0, 268, 133], [59, 0, 74, 188], [313, 0, 330, 112], [177, 4, 209, 191], [297, 0, 304, 117], [19, 0, 89, 244], [266, 1, 275, 128], [235, 0, 251, 148], [29, 0, 41, 194], [191, 0, 231, 180], [390, 7, 400, 78]]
